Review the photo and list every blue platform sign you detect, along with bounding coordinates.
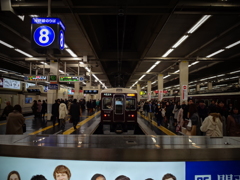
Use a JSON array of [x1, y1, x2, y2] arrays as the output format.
[[31, 17, 65, 53], [79, 76, 84, 82], [48, 84, 58, 90], [186, 161, 240, 180]]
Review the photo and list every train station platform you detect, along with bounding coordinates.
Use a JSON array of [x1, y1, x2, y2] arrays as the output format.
[[0, 110, 175, 135]]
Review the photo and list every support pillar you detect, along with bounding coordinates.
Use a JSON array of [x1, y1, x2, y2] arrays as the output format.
[[208, 82, 212, 90], [47, 61, 59, 121], [147, 81, 151, 101], [137, 84, 141, 102], [179, 61, 189, 104], [196, 84, 200, 91], [158, 74, 163, 101], [74, 82, 80, 100]]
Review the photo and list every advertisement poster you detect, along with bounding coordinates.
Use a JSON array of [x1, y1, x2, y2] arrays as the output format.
[[147, 92, 151, 101], [0, 156, 185, 180], [3, 78, 20, 90], [158, 90, 163, 101], [186, 161, 240, 180], [0, 78, 3, 87], [182, 85, 188, 101]]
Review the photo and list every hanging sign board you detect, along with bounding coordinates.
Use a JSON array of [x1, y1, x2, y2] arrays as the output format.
[[59, 76, 84, 82], [31, 17, 65, 53], [158, 90, 163, 101], [24, 75, 48, 81], [49, 75, 57, 82]]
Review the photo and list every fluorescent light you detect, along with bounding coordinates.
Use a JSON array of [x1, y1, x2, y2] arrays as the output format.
[[188, 15, 211, 34], [172, 35, 189, 48], [14, 49, 33, 57], [225, 40, 240, 49], [85, 67, 90, 72], [0, 70, 8, 73], [154, 61, 161, 65], [65, 49, 77, 57], [174, 70, 180, 73], [191, 61, 199, 66], [217, 74, 224, 77], [0, 40, 14, 48], [29, 15, 38, 17], [162, 49, 174, 57], [151, 81, 156, 84], [230, 70, 240, 74], [206, 49, 224, 58], [163, 75, 171, 79], [146, 65, 156, 73], [64, 44, 68, 48], [230, 76, 238, 79], [139, 75, 146, 80]]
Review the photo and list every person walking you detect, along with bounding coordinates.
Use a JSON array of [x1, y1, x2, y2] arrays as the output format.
[[69, 99, 81, 129], [41, 100, 47, 120], [59, 100, 68, 130], [52, 100, 60, 126], [6, 105, 25, 134]]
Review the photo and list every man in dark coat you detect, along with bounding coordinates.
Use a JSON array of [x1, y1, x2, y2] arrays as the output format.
[[1, 101, 13, 120], [70, 99, 81, 129], [51, 99, 60, 126]]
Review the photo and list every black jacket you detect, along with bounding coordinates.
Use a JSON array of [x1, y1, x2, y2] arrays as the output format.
[[70, 103, 80, 117], [52, 103, 59, 116]]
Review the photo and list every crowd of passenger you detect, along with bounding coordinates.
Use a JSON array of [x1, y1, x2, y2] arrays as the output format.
[[138, 99, 240, 137], [1, 98, 101, 134]]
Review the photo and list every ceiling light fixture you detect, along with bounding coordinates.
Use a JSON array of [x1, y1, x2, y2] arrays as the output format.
[[162, 49, 174, 57], [65, 49, 77, 57], [206, 49, 224, 58], [187, 15, 211, 34], [172, 35, 189, 48], [0, 40, 14, 48], [14, 49, 33, 57], [225, 40, 240, 49]]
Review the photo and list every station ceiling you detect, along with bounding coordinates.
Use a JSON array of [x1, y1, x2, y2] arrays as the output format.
[[1, 0, 240, 91]]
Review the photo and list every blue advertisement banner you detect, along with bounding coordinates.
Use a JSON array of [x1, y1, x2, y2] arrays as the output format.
[[0, 156, 185, 180], [186, 161, 240, 180]]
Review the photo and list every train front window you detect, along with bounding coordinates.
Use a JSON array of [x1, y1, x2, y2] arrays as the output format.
[[126, 98, 136, 110], [102, 97, 112, 110], [115, 97, 124, 114]]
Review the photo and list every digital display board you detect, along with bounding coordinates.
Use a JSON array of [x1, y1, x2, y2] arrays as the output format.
[[59, 76, 82, 82], [49, 75, 57, 82], [24, 76, 48, 81]]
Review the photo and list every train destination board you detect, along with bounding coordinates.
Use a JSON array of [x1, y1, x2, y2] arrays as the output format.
[[24, 76, 48, 81], [59, 76, 83, 82]]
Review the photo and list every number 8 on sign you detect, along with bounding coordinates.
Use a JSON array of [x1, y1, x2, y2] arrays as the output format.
[[33, 26, 55, 47]]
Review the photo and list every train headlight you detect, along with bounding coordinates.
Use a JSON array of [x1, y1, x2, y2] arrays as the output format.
[[131, 115, 134, 117], [104, 114, 107, 117]]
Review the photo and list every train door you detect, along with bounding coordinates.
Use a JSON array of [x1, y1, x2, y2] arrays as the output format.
[[113, 94, 125, 122]]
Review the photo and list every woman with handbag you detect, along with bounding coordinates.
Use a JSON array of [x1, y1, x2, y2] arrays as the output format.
[[187, 104, 200, 135], [6, 105, 25, 134], [59, 100, 69, 130]]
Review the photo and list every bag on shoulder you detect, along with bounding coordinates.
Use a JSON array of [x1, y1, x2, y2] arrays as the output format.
[[187, 119, 192, 131]]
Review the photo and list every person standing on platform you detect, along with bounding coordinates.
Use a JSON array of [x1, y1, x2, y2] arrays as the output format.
[[96, 99, 100, 111], [41, 100, 47, 120], [31, 100, 38, 118], [1, 101, 13, 120], [37, 100, 42, 118], [146, 101, 154, 122], [52, 100, 60, 126], [87, 99, 94, 116], [59, 100, 68, 130], [6, 105, 25, 134], [70, 99, 81, 129], [227, 107, 240, 136]]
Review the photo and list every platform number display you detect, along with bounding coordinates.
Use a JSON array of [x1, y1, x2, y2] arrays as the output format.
[[31, 17, 66, 53], [59, 30, 64, 50], [34, 26, 55, 47]]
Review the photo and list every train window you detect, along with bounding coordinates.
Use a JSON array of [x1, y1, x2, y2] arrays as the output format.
[[115, 97, 124, 113], [126, 98, 136, 110], [102, 97, 112, 110]]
